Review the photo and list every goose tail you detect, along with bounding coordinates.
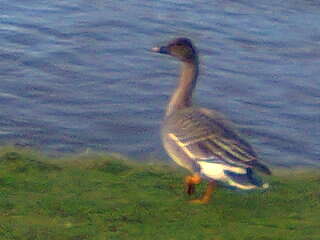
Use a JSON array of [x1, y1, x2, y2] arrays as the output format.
[[224, 168, 269, 190], [253, 162, 272, 175]]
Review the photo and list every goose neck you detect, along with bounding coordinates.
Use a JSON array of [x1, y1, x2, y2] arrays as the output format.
[[166, 59, 199, 117]]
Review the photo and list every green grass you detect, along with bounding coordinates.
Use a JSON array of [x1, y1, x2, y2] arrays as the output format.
[[0, 146, 319, 240]]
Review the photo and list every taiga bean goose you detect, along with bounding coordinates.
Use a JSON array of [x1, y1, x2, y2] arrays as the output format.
[[152, 38, 271, 204]]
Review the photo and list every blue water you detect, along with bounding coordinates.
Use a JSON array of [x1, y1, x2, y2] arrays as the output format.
[[0, 0, 319, 167]]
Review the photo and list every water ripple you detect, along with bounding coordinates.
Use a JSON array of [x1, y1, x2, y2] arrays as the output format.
[[0, 0, 319, 166]]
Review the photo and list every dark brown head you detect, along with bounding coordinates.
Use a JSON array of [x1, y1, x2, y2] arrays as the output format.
[[152, 38, 198, 62]]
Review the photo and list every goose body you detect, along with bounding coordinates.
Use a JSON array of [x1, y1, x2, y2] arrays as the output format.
[[152, 38, 271, 203]]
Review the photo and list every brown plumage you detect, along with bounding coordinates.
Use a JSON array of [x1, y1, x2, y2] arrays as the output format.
[[152, 38, 271, 204]]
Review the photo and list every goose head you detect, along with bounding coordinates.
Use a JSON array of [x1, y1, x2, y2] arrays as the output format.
[[152, 37, 198, 62]]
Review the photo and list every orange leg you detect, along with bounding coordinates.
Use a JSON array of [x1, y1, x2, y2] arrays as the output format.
[[185, 174, 201, 195], [190, 181, 216, 204]]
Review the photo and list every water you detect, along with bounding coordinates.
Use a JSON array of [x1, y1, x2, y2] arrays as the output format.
[[0, 0, 319, 167]]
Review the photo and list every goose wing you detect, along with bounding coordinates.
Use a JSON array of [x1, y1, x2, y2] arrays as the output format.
[[163, 108, 262, 169]]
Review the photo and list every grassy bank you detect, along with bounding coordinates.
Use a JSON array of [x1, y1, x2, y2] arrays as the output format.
[[0, 146, 319, 240]]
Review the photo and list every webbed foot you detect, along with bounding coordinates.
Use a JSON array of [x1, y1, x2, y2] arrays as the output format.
[[189, 181, 216, 204]]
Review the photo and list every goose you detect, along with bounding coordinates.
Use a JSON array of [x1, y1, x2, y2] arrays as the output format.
[[151, 38, 271, 204]]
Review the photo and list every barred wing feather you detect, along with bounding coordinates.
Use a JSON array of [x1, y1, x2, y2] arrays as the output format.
[[164, 108, 259, 168]]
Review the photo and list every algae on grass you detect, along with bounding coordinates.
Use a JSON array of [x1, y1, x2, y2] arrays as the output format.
[[0, 146, 319, 240]]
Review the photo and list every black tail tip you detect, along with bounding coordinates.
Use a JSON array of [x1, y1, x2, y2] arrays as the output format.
[[255, 163, 272, 175]]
